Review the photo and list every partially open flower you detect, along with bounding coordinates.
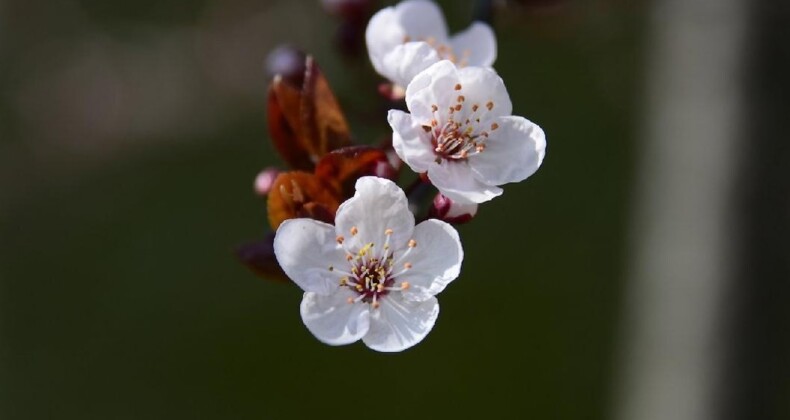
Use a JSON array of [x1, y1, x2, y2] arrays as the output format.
[[274, 176, 463, 352], [366, 0, 497, 88], [388, 60, 546, 204], [429, 193, 478, 225]]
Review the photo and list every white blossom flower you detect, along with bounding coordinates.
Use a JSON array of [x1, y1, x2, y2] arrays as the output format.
[[273, 176, 463, 352], [388, 60, 547, 204], [365, 0, 497, 89]]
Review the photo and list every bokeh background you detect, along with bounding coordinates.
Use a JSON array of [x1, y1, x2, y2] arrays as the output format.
[[1, 0, 787, 419]]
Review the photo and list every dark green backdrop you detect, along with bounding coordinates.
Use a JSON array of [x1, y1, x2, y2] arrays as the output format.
[[0, 0, 645, 418]]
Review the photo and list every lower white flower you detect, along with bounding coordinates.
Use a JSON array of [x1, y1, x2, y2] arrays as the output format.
[[273, 176, 463, 352], [388, 60, 547, 204]]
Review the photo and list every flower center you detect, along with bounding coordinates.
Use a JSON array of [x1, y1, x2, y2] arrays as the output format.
[[333, 228, 415, 309], [422, 87, 500, 163]]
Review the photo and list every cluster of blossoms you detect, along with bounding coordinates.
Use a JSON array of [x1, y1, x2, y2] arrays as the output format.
[[239, 0, 546, 352]]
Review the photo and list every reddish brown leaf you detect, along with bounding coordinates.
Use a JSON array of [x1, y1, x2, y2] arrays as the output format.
[[266, 56, 352, 171], [267, 79, 313, 170], [315, 146, 397, 199], [300, 56, 352, 159], [235, 234, 289, 283], [267, 171, 341, 229]]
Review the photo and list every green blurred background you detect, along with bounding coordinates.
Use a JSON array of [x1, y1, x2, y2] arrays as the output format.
[[0, 0, 669, 418]]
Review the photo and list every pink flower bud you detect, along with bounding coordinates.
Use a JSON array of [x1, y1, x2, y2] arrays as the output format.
[[377, 82, 406, 101], [429, 193, 478, 225], [254, 167, 280, 196]]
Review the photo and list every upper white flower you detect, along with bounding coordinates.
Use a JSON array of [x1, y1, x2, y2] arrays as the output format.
[[273, 176, 463, 352], [388, 60, 547, 204], [365, 0, 497, 88]]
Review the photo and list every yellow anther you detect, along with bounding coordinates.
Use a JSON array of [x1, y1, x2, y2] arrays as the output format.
[[350, 226, 358, 236], [336, 235, 344, 244], [384, 228, 393, 236], [408, 239, 417, 248], [358, 242, 374, 256], [401, 282, 411, 290], [339, 277, 348, 285], [356, 284, 364, 291], [377, 284, 384, 292]]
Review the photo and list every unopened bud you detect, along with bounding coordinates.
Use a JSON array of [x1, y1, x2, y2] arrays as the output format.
[[321, 0, 372, 22], [429, 193, 478, 225], [378, 82, 406, 101], [254, 167, 280, 196], [265, 45, 307, 87]]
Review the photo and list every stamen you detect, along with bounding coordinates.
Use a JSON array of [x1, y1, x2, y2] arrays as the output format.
[[347, 297, 354, 304], [336, 235, 344, 244], [404, 262, 412, 269], [401, 282, 410, 290], [384, 228, 393, 235], [454, 83, 462, 91], [486, 101, 494, 111], [408, 239, 417, 248], [491, 122, 499, 130], [457, 95, 465, 103], [350, 226, 358, 236]]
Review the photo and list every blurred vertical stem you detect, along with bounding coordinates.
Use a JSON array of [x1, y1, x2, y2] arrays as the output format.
[[613, 0, 746, 419]]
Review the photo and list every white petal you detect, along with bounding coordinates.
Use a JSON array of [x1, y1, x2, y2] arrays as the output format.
[[405, 60, 460, 124], [365, 6, 404, 74], [274, 219, 348, 295], [427, 160, 503, 204], [456, 66, 512, 119], [450, 22, 497, 67], [388, 109, 436, 173], [394, 0, 448, 42], [470, 116, 547, 185], [300, 291, 370, 346], [335, 176, 415, 254], [397, 219, 463, 300], [362, 296, 439, 352], [380, 42, 441, 88]]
